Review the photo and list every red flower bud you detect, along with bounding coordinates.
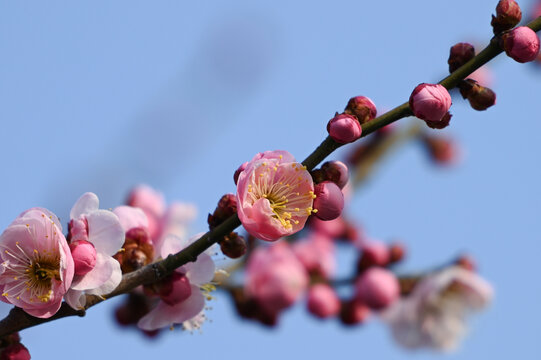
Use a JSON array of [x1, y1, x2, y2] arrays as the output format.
[[219, 232, 247, 259], [448, 43, 475, 73], [409, 83, 452, 122], [501, 26, 540, 63], [313, 181, 344, 221], [344, 96, 377, 125], [354, 268, 399, 310], [327, 113, 362, 144], [491, 0, 522, 34]]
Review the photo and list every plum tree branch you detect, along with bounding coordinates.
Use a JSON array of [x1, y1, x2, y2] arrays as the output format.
[[1, 16, 539, 337]]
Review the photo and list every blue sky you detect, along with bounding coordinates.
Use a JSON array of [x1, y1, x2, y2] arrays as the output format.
[[0, 1, 540, 359]]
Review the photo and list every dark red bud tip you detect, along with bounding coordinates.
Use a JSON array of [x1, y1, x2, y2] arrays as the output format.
[[388, 242, 406, 264], [0, 343, 30, 360], [448, 43, 475, 73]]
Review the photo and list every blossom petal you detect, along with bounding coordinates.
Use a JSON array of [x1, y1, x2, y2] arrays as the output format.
[[71, 253, 116, 291], [184, 253, 215, 285], [70, 192, 99, 219], [159, 234, 188, 259], [113, 206, 148, 232], [86, 259, 122, 296], [86, 210, 125, 256], [137, 285, 205, 331], [65, 289, 86, 310]]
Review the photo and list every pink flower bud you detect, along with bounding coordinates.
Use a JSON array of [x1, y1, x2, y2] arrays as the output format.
[[313, 181, 344, 221], [0, 343, 31, 360], [69, 240, 97, 276], [491, 0, 522, 34], [344, 96, 377, 124], [448, 43, 475, 73], [321, 161, 349, 189], [307, 284, 341, 319], [409, 83, 452, 122], [355, 268, 399, 310], [501, 26, 540, 63], [327, 113, 362, 144]]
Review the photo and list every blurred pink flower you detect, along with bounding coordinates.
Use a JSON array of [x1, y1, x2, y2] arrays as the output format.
[[383, 266, 493, 351], [307, 284, 340, 319], [292, 233, 335, 279], [236, 150, 315, 241], [137, 234, 215, 331], [65, 193, 125, 309], [0, 208, 74, 318], [245, 242, 309, 314]]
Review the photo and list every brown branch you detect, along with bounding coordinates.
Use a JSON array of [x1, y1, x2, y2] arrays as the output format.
[[1, 16, 540, 337]]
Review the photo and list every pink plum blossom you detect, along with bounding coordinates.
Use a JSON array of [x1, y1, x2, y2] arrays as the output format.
[[409, 83, 452, 122], [236, 150, 316, 241], [292, 233, 335, 279], [126, 185, 166, 240], [245, 242, 309, 315], [0, 208, 74, 318], [137, 234, 216, 331], [383, 266, 493, 351], [65, 193, 124, 309]]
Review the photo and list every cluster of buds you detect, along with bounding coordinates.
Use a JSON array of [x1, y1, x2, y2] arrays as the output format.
[[326, 96, 377, 144], [208, 194, 247, 258]]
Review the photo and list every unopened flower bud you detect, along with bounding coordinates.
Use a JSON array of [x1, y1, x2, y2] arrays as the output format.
[[157, 273, 192, 306], [458, 79, 497, 111], [409, 83, 452, 123], [307, 284, 341, 319], [327, 113, 362, 144], [233, 162, 248, 185], [344, 96, 377, 124], [313, 181, 344, 221], [448, 43, 475, 73], [422, 135, 458, 165], [354, 268, 399, 310], [114, 293, 152, 326], [69, 240, 97, 276], [501, 26, 540, 63], [219, 232, 247, 259], [208, 194, 237, 230], [357, 241, 390, 272], [0, 343, 30, 360], [491, 0, 522, 34], [339, 299, 370, 326], [321, 161, 349, 189], [388, 242, 406, 264]]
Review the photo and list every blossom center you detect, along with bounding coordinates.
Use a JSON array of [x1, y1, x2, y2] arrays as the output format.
[[247, 162, 316, 230]]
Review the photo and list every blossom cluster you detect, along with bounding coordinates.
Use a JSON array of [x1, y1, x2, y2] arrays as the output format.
[[0, 187, 214, 336]]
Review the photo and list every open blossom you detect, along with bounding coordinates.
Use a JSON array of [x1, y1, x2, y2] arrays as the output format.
[[0, 208, 74, 318], [65, 193, 124, 309], [236, 150, 316, 241], [245, 242, 309, 315], [137, 234, 216, 331], [383, 266, 493, 351]]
